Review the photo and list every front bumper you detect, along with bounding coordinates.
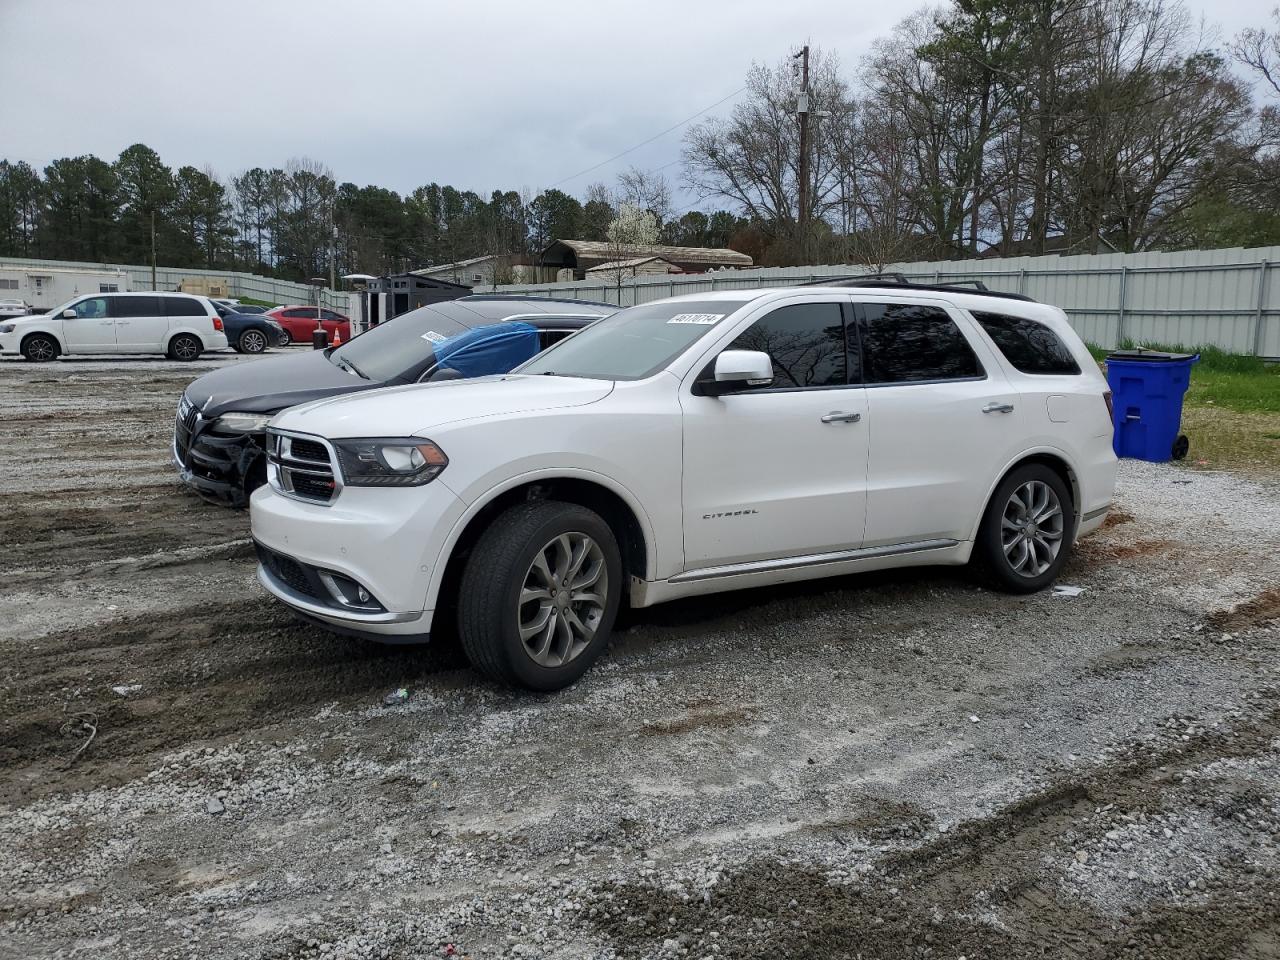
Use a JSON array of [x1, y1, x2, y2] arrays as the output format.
[[250, 478, 468, 638], [172, 414, 265, 508]]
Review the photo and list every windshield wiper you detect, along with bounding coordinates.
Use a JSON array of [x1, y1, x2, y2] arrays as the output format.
[[335, 355, 370, 380]]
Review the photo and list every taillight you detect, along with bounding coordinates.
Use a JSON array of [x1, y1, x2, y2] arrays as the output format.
[[212, 317, 223, 332], [1103, 390, 1113, 419]]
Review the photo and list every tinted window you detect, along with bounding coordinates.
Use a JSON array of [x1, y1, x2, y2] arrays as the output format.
[[161, 296, 203, 320], [519, 300, 753, 381], [321, 309, 343, 320], [728, 302, 846, 389], [284, 308, 315, 319], [326, 302, 479, 382], [109, 295, 161, 317], [972, 311, 1080, 375], [859, 303, 982, 383]]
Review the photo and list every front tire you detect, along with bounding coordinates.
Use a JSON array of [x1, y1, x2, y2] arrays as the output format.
[[974, 463, 1075, 593], [277, 329, 291, 347], [239, 329, 267, 354], [168, 333, 202, 361], [458, 501, 622, 690], [21, 334, 59, 362]]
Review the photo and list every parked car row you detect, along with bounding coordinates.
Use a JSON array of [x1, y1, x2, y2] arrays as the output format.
[[179, 280, 1118, 692], [0, 294, 353, 360]]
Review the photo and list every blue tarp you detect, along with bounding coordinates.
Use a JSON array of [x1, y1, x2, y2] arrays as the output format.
[[429, 321, 541, 377]]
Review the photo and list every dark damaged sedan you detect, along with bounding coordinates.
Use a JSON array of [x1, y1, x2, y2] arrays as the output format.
[[173, 295, 610, 506]]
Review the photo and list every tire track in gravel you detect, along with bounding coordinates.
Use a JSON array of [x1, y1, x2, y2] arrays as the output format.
[[589, 700, 1280, 959], [0, 599, 467, 806]]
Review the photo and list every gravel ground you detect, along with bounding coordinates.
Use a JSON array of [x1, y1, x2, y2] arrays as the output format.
[[2, 354, 1279, 960]]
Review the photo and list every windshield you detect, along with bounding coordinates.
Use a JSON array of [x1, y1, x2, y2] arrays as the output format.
[[326, 304, 475, 382], [517, 299, 749, 380]]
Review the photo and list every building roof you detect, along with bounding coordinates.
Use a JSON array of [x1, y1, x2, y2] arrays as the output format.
[[544, 240, 752, 268], [411, 255, 500, 276], [584, 256, 680, 273]]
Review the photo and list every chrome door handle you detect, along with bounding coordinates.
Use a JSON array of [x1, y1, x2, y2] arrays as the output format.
[[982, 402, 1015, 414], [820, 411, 862, 424]]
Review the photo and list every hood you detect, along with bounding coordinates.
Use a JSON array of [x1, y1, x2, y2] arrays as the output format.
[[272, 374, 615, 438], [183, 349, 374, 418]]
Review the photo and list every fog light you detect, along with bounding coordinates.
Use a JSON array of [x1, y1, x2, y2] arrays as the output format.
[[357, 586, 370, 603]]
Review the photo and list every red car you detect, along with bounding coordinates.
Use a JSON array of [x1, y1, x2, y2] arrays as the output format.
[[266, 306, 352, 346]]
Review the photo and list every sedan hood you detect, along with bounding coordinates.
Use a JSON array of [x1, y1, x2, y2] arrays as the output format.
[[184, 349, 374, 418], [272, 374, 615, 439]]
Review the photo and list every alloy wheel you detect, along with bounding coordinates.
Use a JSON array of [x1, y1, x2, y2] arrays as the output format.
[[242, 330, 266, 353], [517, 532, 608, 668], [1001, 479, 1065, 577], [173, 337, 199, 360], [26, 338, 55, 361]]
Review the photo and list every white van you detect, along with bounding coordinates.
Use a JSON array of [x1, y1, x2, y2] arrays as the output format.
[[0, 292, 229, 361]]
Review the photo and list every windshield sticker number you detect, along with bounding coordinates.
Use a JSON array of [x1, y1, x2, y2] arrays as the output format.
[[667, 313, 724, 325], [420, 330, 447, 343]]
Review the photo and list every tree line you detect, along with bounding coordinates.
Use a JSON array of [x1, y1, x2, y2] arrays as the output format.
[[2, 0, 1278, 279], [685, 0, 1280, 265], [0, 146, 750, 284]]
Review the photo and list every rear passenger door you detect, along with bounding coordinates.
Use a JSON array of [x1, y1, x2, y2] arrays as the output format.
[[855, 299, 1023, 548], [109, 295, 165, 351], [162, 296, 212, 348]]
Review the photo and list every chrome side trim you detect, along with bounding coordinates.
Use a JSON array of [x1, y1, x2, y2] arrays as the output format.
[[670, 538, 960, 584], [1082, 505, 1110, 522], [257, 563, 419, 624]]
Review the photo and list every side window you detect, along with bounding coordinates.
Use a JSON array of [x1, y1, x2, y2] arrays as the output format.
[[728, 302, 846, 389], [284, 308, 312, 319], [972, 311, 1081, 375], [858, 303, 983, 384], [163, 297, 205, 317], [73, 297, 109, 319], [540, 329, 573, 350], [321, 309, 343, 320], [108, 295, 161, 317]]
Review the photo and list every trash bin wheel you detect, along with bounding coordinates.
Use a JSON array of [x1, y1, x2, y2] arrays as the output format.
[[1171, 435, 1190, 461]]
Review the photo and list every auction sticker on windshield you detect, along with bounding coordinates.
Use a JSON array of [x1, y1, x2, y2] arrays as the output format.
[[420, 331, 447, 343], [666, 313, 724, 325]]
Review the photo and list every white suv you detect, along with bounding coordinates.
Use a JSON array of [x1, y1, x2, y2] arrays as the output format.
[[0, 291, 228, 361], [251, 285, 1117, 689]]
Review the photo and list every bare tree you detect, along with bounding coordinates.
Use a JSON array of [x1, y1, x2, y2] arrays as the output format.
[[1233, 7, 1280, 97], [616, 167, 673, 225]]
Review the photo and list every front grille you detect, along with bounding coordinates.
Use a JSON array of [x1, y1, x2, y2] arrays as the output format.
[[174, 396, 199, 464], [266, 430, 339, 504]]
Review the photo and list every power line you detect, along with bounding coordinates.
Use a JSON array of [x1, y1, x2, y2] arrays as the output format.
[[548, 87, 747, 190]]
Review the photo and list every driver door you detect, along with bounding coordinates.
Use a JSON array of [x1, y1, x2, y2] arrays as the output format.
[[679, 298, 868, 569], [62, 297, 117, 353]]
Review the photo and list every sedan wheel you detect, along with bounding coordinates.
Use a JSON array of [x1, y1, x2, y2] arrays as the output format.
[[278, 329, 291, 347], [517, 532, 609, 668], [240, 329, 267, 353]]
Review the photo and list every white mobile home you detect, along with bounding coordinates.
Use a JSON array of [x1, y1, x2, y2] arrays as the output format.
[[0, 266, 130, 313]]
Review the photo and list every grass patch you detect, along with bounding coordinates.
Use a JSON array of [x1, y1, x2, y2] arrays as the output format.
[[233, 296, 278, 308], [1089, 341, 1280, 414]]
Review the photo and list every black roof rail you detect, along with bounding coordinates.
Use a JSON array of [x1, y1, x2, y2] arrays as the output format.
[[797, 274, 1035, 302], [459, 294, 615, 308]]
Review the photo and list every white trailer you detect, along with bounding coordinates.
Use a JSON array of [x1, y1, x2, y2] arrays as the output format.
[[0, 266, 130, 314]]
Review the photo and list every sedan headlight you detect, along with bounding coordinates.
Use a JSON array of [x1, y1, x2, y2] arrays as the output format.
[[0, 324, 15, 334], [210, 411, 274, 435], [332, 438, 448, 487]]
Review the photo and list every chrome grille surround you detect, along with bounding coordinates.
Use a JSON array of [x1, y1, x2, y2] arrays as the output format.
[[266, 428, 342, 505]]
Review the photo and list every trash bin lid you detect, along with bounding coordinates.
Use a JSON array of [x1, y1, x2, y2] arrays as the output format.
[[1105, 348, 1199, 363]]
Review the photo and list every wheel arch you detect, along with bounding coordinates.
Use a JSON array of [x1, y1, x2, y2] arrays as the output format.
[[427, 471, 655, 617], [968, 447, 1081, 543], [20, 327, 66, 355]]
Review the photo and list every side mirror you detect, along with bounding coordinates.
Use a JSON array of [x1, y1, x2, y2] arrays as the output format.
[[62, 308, 77, 319], [710, 348, 773, 392], [427, 367, 466, 382]]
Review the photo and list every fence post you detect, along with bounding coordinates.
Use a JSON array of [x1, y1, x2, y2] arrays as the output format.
[[1116, 267, 1129, 345], [1017, 268, 1027, 296], [1253, 259, 1270, 358]]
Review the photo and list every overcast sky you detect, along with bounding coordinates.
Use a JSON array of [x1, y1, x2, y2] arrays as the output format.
[[2, 0, 1274, 209]]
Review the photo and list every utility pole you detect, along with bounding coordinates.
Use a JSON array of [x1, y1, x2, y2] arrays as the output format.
[[150, 209, 157, 291], [795, 44, 810, 264], [329, 222, 337, 292]]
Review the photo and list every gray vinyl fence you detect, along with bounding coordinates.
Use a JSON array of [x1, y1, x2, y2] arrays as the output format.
[[0, 256, 349, 310], [491, 246, 1280, 358]]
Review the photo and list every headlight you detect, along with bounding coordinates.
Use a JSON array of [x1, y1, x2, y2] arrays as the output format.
[[0, 324, 14, 334], [210, 411, 273, 435], [332, 438, 448, 487], [268, 321, 284, 331]]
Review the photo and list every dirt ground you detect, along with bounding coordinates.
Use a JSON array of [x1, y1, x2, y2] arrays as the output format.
[[2, 353, 1279, 960]]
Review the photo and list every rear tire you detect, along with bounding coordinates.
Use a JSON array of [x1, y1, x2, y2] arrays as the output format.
[[458, 501, 622, 690], [21, 333, 59, 362], [168, 333, 202, 361], [239, 329, 267, 354], [974, 463, 1075, 594], [277, 329, 291, 347]]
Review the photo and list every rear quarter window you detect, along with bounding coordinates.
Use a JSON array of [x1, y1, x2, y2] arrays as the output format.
[[972, 311, 1080, 375], [162, 297, 206, 317]]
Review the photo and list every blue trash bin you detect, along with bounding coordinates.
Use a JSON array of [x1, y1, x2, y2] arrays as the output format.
[[1105, 349, 1199, 462]]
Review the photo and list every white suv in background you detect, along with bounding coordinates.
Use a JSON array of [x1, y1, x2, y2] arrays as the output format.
[[251, 284, 1117, 690], [0, 291, 228, 361]]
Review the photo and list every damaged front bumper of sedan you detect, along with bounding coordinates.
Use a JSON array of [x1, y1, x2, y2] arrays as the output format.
[[172, 397, 269, 507]]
